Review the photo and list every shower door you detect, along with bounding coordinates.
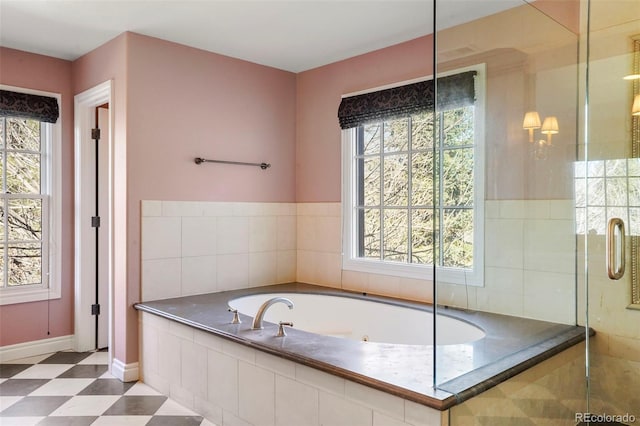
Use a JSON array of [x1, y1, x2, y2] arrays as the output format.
[[583, 0, 640, 418], [432, 0, 581, 391]]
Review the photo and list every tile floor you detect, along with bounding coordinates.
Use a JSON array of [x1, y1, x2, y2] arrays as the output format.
[[0, 350, 216, 426]]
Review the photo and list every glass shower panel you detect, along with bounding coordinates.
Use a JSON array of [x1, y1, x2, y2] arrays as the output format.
[[432, 0, 583, 413], [584, 0, 640, 418]]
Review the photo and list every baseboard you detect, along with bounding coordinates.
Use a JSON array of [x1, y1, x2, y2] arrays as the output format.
[[0, 335, 74, 363], [111, 357, 139, 382]]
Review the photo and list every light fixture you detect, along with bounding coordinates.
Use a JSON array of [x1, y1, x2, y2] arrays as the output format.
[[541, 116, 559, 145], [522, 111, 541, 143], [623, 74, 640, 80], [633, 94, 640, 116], [522, 112, 559, 158]]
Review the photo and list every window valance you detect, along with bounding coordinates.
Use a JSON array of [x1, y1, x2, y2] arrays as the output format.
[[338, 70, 476, 129], [0, 90, 59, 123]]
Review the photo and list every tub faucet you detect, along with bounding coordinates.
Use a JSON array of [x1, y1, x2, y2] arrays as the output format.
[[251, 297, 294, 330]]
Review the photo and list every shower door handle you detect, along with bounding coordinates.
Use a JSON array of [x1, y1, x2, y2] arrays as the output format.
[[606, 218, 626, 280]]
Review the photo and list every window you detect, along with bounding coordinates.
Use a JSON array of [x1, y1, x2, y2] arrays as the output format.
[[0, 87, 61, 304], [341, 66, 485, 285]]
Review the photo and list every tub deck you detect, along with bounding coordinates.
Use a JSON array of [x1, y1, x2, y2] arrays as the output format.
[[134, 282, 587, 410]]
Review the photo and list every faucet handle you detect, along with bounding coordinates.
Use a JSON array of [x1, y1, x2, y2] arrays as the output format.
[[276, 321, 293, 337], [228, 308, 242, 324]]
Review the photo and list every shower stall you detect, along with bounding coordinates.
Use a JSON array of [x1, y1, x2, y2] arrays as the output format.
[[430, 0, 640, 420]]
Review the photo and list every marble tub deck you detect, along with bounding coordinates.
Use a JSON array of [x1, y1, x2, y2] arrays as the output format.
[[134, 282, 588, 410]]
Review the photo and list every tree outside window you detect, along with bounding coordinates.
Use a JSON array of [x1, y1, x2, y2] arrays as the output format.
[[0, 117, 47, 289], [354, 106, 475, 270]]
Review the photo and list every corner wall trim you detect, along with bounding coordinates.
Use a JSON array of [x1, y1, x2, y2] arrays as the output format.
[[0, 335, 74, 363], [111, 358, 139, 382]]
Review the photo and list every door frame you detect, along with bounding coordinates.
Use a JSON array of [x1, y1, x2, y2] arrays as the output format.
[[73, 81, 113, 358]]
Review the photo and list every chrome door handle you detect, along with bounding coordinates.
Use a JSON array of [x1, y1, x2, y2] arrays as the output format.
[[606, 218, 626, 280]]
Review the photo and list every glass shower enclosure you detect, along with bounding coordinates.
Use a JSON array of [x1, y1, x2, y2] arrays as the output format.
[[582, 0, 640, 417], [427, 0, 639, 420], [432, 0, 581, 386]]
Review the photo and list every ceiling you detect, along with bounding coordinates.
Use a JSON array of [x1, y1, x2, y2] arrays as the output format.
[[0, 0, 524, 73]]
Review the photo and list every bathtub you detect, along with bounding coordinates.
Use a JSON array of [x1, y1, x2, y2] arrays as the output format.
[[135, 282, 586, 411], [229, 292, 485, 345]]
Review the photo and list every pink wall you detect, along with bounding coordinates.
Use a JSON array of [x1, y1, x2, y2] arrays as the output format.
[[74, 32, 296, 363], [126, 33, 296, 203], [296, 36, 434, 202], [295, 0, 580, 203], [73, 33, 130, 363], [0, 47, 74, 346], [125, 33, 297, 361]]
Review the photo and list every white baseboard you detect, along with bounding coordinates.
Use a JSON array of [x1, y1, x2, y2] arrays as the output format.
[[0, 335, 75, 363], [112, 357, 139, 382]]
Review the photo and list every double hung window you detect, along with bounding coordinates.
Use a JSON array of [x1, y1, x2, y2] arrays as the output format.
[[0, 87, 61, 304], [340, 66, 484, 285]]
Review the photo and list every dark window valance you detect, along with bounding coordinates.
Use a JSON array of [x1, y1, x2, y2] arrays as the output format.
[[0, 90, 59, 123], [338, 71, 476, 129]]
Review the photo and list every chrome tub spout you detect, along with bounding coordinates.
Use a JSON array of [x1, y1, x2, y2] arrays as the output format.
[[251, 297, 294, 329]]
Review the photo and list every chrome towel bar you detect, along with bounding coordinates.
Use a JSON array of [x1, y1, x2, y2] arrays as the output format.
[[194, 157, 271, 170]]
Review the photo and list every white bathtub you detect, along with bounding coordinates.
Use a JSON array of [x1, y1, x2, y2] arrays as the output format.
[[228, 292, 485, 345]]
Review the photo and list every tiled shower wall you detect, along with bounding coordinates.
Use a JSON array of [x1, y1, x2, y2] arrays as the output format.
[[296, 200, 576, 325], [141, 201, 297, 301], [141, 199, 575, 324]]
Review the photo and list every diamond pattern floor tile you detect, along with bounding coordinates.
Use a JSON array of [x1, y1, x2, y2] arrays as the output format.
[[40, 352, 93, 365], [12, 364, 73, 379], [0, 351, 211, 425], [0, 395, 71, 416], [102, 395, 168, 416], [0, 379, 50, 396], [56, 364, 109, 379], [36, 416, 99, 426], [29, 378, 95, 396], [77, 378, 136, 396], [146, 416, 205, 426], [0, 364, 32, 378]]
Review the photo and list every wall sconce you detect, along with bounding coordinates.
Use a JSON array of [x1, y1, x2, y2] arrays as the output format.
[[633, 94, 640, 116], [541, 116, 559, 145], [522, 111, 541, 143], [523, 112, 559, 146]]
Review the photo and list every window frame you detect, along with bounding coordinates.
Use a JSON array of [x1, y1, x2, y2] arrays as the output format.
[[0, 85, 62, 305], [341, 64, 485, 286]]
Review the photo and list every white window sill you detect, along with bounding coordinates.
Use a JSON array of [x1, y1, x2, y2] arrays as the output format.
[[342, 257, 483, 287], [0, 286, 61, 306]]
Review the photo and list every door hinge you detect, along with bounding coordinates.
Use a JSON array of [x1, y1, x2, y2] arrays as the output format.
[[91, 216, 101, 228], [91, 304, 101, 316], [91, 128, 101, 140]]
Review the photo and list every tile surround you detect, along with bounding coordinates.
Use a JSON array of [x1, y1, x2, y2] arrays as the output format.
[[138, 199, 589, 423], [295, 200, 576, 324], [142, 199, 577, 322], [135, 283, 586, 418], [140, 311, 447, 426], [141, 201, 297, 301]]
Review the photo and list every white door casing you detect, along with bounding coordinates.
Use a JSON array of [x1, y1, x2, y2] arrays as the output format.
[[73, 81, 113, 357]]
